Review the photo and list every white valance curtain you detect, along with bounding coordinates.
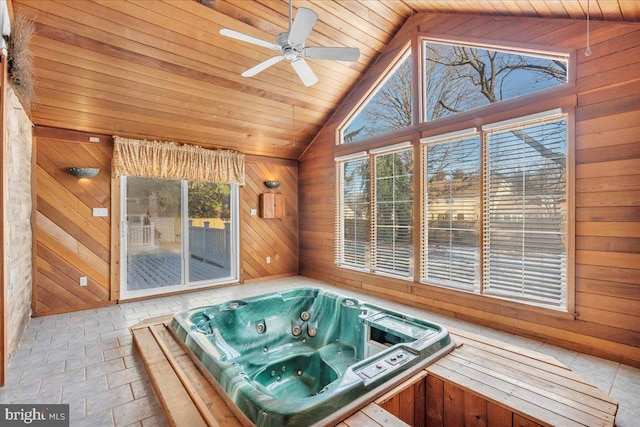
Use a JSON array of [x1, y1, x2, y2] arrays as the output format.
[[113, 136, 245, 185]]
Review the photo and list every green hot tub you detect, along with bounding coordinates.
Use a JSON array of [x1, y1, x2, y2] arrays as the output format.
[[170, 288, 454, 426]]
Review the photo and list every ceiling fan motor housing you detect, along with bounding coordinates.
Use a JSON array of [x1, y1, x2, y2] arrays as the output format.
[[277, 32, 301, 60]]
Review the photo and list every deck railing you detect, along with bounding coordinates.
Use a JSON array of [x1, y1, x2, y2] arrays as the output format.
[[189, 221, 230, 268], [128, 224, 156, 247]]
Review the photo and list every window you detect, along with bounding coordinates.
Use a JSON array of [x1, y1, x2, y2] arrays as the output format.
[[420, 111, 567, 308], [375, 149, 414, 276], [121, 176, 239, 299], [337, 156, 371, 269], [337, 33, 572, 310], [423, 40, 568, 122], [423, 132, 480, 290], [336, 145, 413, 278], [341, 50, 412, 143], [483, 115, 567, 306]]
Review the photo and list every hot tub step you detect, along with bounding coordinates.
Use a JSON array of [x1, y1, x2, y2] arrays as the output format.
[[317, 342, 359, 375]]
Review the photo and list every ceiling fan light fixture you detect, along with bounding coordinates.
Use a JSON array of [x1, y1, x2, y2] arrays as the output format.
[[283, 47, 297, 61]]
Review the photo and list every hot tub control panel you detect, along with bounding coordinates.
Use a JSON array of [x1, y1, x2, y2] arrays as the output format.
[[354, 348, 416, 383]]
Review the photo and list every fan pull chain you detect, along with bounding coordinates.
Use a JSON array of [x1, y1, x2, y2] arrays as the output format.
[[585, 0, 592, 56]]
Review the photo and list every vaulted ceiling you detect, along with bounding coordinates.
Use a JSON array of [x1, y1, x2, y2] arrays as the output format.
[[11, 0, 640, 160]]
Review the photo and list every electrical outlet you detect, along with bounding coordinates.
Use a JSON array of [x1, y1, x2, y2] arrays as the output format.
[[250, 208, 257, 216], [79, 276, 88, 287], [266, 256, 271, 264]]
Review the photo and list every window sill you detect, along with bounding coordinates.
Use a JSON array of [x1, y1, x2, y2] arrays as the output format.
[[415, 280, 576, 321], [419, 278, 478, 294], [337, 264, 414, 282]]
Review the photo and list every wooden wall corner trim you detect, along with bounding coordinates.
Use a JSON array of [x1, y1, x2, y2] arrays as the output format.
[[0, 52, 7, 386], [110, 172, 120, 301], [30, 99, 37, 320]]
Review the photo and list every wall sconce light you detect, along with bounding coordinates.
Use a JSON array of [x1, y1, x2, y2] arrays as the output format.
[[67, 167, 100, 178], [264, 180, 281, 189]]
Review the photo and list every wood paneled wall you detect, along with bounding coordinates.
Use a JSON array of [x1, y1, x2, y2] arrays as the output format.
[[34, 127, 113, 316], [298, 14, 640, 367], [241, 159, 299, 282], [377, 373, 548, 427], [33, 128, 300, 315]]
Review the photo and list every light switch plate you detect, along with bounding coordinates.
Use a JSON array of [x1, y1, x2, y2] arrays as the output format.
[[93, 208, 108, 217], [250, 208, 257, 216]]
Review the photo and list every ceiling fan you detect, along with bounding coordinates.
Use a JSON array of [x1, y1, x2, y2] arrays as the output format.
[[219, 0, 360, 87]]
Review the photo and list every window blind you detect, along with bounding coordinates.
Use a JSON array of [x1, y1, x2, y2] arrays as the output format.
[[337, 158, 371, 269], [483, 118, 567, 307], [423, 135, 481, 290], [374, 149, 413, 277]]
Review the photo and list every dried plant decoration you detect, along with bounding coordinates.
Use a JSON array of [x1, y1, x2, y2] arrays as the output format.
[[7, 12, 35, 109]]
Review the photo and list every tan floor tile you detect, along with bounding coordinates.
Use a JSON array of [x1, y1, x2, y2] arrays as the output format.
[[62, 377, 109, 402], [73, 409, 115, 427], [5, 276, 637, 426], [86, 358, 126, 379], [107, 366, 145, 389], [140, 415, 169, 427], [86, 384, 134, 416], [130, 379, 153, 400], [112, 396, 162, 426]]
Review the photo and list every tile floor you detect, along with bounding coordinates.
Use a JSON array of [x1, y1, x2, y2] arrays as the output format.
[[0, 276, 637, 426]]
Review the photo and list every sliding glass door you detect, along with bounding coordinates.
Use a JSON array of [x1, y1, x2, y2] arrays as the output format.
[[124, 177, 182, 293], [121, 176, 238, 299], [187, 181, 233, 283]]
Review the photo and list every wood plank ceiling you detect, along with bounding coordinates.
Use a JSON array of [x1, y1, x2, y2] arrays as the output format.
[[12, 0, 640, 160]]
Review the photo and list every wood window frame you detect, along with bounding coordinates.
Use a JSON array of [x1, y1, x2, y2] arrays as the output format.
[[418, 108, 576, 315], [485, 111, 570, 308], [371, 143, 415, 278], [337, 44, 413, 146], [118, 176, 241, 301], [334, 31, 577, 317], [420, 128, 482, 292], [335, 153, 371, 273], [335, 139, 417, 279]]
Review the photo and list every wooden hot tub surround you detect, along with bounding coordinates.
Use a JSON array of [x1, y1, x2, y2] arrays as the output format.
[[132, 316, 618, 427]]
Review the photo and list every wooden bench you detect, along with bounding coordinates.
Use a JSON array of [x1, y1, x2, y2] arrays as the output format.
[[132, 317, 617, 427]]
